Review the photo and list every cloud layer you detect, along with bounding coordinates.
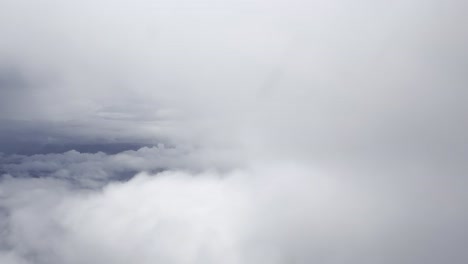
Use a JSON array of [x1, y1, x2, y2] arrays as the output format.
[[0, 0, 467, 263], [0, 162, 414, 264], [1, 149, 467, 264]]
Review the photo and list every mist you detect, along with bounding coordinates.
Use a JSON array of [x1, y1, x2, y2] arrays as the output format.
[[1, 0, 467, 263]]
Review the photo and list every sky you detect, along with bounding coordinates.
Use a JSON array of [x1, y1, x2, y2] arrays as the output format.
[[0, 0, 467, 263]]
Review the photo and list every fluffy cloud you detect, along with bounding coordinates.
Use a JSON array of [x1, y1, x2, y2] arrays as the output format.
[[1, 0, 467, 153], [1, 152, 467, 264], [0, 163, 386, 264], [0, 145, 243, 188], [0, 0, 467, 263]]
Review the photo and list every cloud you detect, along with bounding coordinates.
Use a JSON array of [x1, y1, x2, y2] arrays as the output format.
[[0, 145, 243, 188], [0, 0, 467, 162], [0, 0, 467, 263], [1, 152, 467, 264], [0, 163, 385, 264], [5, 142, 468, 264]]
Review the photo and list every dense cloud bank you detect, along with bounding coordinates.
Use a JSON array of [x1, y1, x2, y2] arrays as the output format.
[[1, 0, 468, 263], [1, 150, 467, 264], [1, 0, 467, 152], [0, 163, 461, 264], [0, 145, 242, 188]]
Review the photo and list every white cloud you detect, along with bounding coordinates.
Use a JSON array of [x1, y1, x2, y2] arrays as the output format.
[[1, 163, 387, 264], [0, 0, 467, 263], [1, 0, 466, 154], [0, 145, 244, 188], [2, 157, 467, 264]]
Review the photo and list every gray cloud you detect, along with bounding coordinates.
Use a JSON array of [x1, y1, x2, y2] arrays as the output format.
[[0, 0, 467, 263], [2, 0, 466, 160], [0, 145, 243, 188], [1, 161, 467, 264]]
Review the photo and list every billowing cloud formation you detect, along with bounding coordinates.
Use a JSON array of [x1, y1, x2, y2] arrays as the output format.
[[1, 150, 467, 264], [0, 145, 243, 188], [1, 0, 467, 153], [0, 0, 467, 263]]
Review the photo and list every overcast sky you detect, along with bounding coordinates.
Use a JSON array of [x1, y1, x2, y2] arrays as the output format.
[[0, 0, 467, 263]]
